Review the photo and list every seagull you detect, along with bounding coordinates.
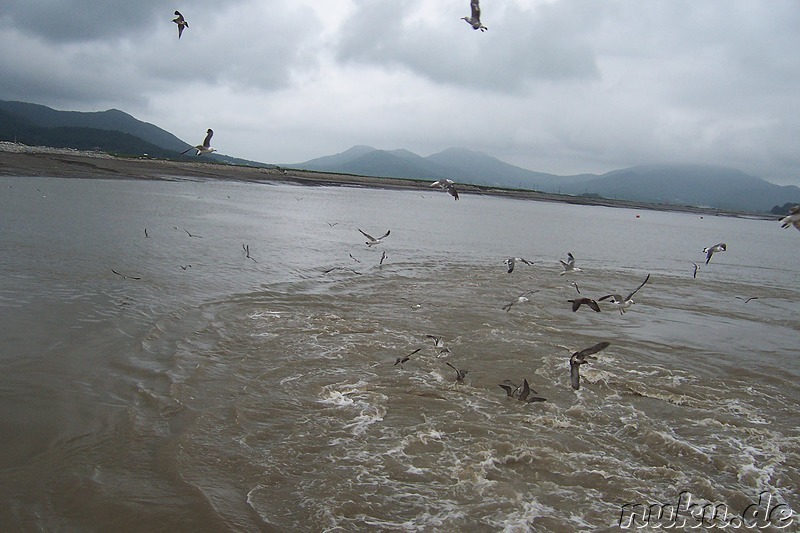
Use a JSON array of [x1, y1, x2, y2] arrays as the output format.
[[499, 379, 546, 402], [571, 281, 581, 294], [180, 129, 216, 156], [445, 362, 468, 382], [598, 274, 651, 314], [569, 341, 611, 390], [430, 178, 459, 201], [559, 252, 583, 275], [690, 262, 700, 279], [779, 206, 800, 231], [567, 298, 601, 312], [502, 290, 538, 312], [172, 11, 189, 39], [326, 221, 339, 227], [518, 378, 547, 403], [349, 253, 360, 263], [242, 243, 257, 262], [358, 228, 390, 246], [703, 243, 727, 264], [144, 228, 149, 238], [323, 267, 362, 275], [394, 348, 422, 369], [499, 380, 521, 398], [379, 250, 387, 266], [735, 296, 759, 303], [111, 269, 141, 280], [504, 257, 534, 273], [426, 335, 446, 349], [462, 0, 487, 31]]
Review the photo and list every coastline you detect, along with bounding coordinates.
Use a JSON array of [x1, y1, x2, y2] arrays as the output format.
[[0, 142, 772, 219]]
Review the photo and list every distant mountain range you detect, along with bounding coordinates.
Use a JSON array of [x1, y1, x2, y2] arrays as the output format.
[[1, 99, 798, 213], [0, 100, 264, 167], [294, 146, 800, 213]]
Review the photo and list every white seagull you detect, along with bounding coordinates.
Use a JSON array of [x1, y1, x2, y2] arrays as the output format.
[[690, 262, 700, 279], [780, 206, 800, 232], [570, 341, 611, 390], [430, 178, 459, 201], [358, 228, 390, 246], [559, 252, 583, 275], [180, 129, 216, 156], [172, 11, 189, 39], [504, 257, 534, 273], [598, 274, 651, 314], [703, 242, 727, 264], [462, 0, 487, 31], [502, 290, 538, 312]]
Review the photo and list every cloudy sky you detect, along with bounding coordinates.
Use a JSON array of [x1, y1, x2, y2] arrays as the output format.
[[2, 1, 799, 185]]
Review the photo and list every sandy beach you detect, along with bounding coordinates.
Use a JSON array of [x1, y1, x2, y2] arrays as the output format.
[[0, 142, 770, 218]]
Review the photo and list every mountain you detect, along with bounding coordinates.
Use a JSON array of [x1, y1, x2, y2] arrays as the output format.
[[0, 99, 268, 167], [0, 108, 177, 157], [0, 100, 189, 153], [295, 146, 800, 212], [559, 165, 800, 212]]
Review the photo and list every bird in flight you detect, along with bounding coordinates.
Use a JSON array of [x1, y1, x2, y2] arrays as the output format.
[[690, 262, 700, 279], [569, 341, 611, 390], [504, 257, 534, 273], [502, 290, 538, 312], [359, 228, 390, 246], [445, 362, 468, 382], [394, 348, 421, 369], [462, 0, 487, 31], [430, 178, 459, 201], [559, 252, 583, 275], [703, 242, 727, 264], [567, 297, 601, 313], [598, 274, 651, 314], [735, 296, 759, 303], [180, 129, 216, 156], [172, 11, 189, 39], [779, 206, 800, 232]]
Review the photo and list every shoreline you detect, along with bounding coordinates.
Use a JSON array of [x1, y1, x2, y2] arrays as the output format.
[[0, 142, 773, 219]]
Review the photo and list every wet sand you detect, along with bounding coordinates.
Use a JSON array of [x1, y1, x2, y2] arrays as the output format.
[[0, 142, 770, 218]]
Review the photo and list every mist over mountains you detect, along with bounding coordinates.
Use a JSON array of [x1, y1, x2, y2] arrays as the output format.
[[1, 99, 798, 213], [294, 146, 800, 213]]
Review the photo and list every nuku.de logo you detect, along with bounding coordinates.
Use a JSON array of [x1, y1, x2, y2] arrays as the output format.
[[618, 490, 794, 529]]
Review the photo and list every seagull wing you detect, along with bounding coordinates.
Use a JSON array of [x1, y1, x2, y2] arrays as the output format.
[[447, 184, 459, 200], [570, 362, 581, 390], [573, 341, 610, 359], [202, 129, 213, 148], [471, 0, 481, 20], [567, 252, 575, 266], [358, 229, 376, 241], [625, 273, 650, 301], [499, 384, 515, 397], [506, 258, 515, 273], [597, 294, 618, 302], [378, 230, 390, 240], [518, 378, 531, 401], [445, 362, 460, 378], [179, 147, 193, 155]]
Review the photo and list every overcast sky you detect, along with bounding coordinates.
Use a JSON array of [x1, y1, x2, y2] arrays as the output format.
[[2, 1, 799, 185]]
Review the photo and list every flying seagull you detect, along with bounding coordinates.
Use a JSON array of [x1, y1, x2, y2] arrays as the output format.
[[518, 378, 547, 403], [358, 228, 390, 246], [445, 362, 468, 382], [172, 11, 188, 39], [462, 0, 487, 31], [502, 290, 538, 312], [499, 379, 546, 402], [567, 297, 601, 313], [559, 252, 583, 275], [504, 257, 534, 273], [499, 380, 521, 397], [703, 242, 727, 264], [180, 129, 216, 156], [690, 262, 700, 279], [735, 296, 759, 303], [598, 274, 651, 314], [394, 348, 422, 369], [569, 341, 611, 390], [571, 281, 581, 294], [426, 335, 446, 349], [779, 206, 800, 231], [430, 178, 459, 201]]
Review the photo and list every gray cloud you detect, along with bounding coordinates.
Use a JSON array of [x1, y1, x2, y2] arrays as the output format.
[[1, 0, 800, 186]]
